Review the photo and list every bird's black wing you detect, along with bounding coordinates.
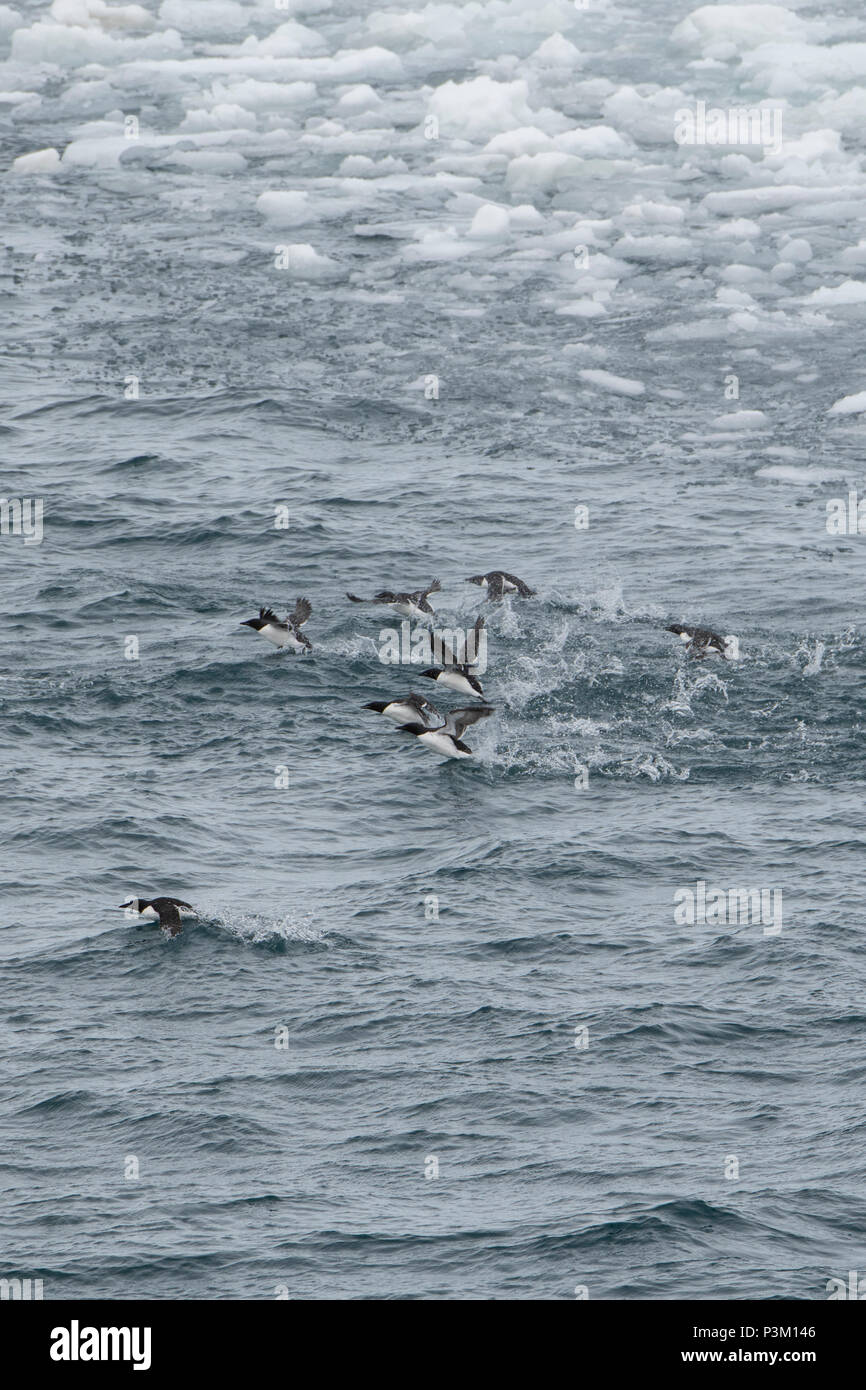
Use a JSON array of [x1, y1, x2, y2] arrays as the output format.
[[152, 898, 183, 936], [289, 597, 312, 627], [501, 572, 535, 596], [407, 692, 440, 724], [441, 706, 495, 739]]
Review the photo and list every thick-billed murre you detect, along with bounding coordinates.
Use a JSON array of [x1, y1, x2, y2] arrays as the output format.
[[666, 624, 728, 658], [419, 615, 487, 699], [363, 692, 441, 726], [347, 579, 441, 619], [241, 599, 312, 652], [398, 705, 495, 760], [118, 897, 196, 936], [465, 571, 535, 600]]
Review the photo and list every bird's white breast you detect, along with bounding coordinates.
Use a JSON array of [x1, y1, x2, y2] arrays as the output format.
[[418, 731, 471, 759], [436, 670, 477, 697], [384, 702, 419, 724]]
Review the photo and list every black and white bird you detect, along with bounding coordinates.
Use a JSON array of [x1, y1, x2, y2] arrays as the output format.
[[666, 624, 728, 658], [117, 897, 196, 937], [347, 579, 441, 619], [419, 615, 486, 699], [241, 599, 312, 652], [398, 705, 495, 760], [465, 571, 535, 600], [363, 692, 441, 727]]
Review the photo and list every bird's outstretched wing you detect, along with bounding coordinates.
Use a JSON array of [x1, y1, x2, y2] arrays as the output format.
[[410, 579, 441, 613], [501, 572, 535, 597], [259, 606, 283, 625], [289, 597, 312, 628], [407, 692, 440, 725], [440, 706, 495, 739], [152, 898, 183, 936], [347, 590, 397, 604]]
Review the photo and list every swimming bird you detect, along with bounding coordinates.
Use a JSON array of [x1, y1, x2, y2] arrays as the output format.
[[347, 579, 441, 619], [666, 624, 728, 658], [118, 897, 196, 937], [241, 599, 312, 652], [398, 705, 495, 760], [465, 571, 535, 600], [363, 692, 441, 727], [419, 615, 486, 699]]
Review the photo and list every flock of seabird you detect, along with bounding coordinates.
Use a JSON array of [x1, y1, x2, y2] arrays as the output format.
[[240, 569, 540, 760], [121, 570, 730, 935]]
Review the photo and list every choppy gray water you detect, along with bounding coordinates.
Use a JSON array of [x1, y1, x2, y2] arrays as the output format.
[[2, 0, 866, 1299]]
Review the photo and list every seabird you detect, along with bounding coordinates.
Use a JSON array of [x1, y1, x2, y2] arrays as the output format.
[[363, 692, 441, 727], [419, 615, 486, 699], [241, 599, 312, 652], [117, 897, 196, 937], [666, 624, 729, 658], [347, 579, 441, 619], [465, 570, 535, 600], [398, 705, 495, 760]]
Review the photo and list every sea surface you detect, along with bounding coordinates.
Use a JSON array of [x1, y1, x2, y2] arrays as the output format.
[[2, 0, 866, 1299]]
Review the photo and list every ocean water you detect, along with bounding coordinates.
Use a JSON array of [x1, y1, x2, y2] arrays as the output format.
[[3, 0, 866, 1300]]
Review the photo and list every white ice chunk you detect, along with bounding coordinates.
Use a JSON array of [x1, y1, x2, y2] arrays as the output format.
[[211, 79, 316, 111], [531, 33, 582, 66], [829, 390, 866, 414], [467, 203, 510, 239], [579, 368, 645, 396], [430, 76, 542, 140], [257, 190, 312, 224], [710, 409, 768, 429], [337, 84, 381, 113], [158, 0, 247, 35], [671, 5, 813, 61], [12, 146, 61, 173], [806, 280, 866, 307], [278, 243, 338, 277], [51, 0, 154, 29], [246, 19, 328, 56], [778, 237, 812, 263]]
